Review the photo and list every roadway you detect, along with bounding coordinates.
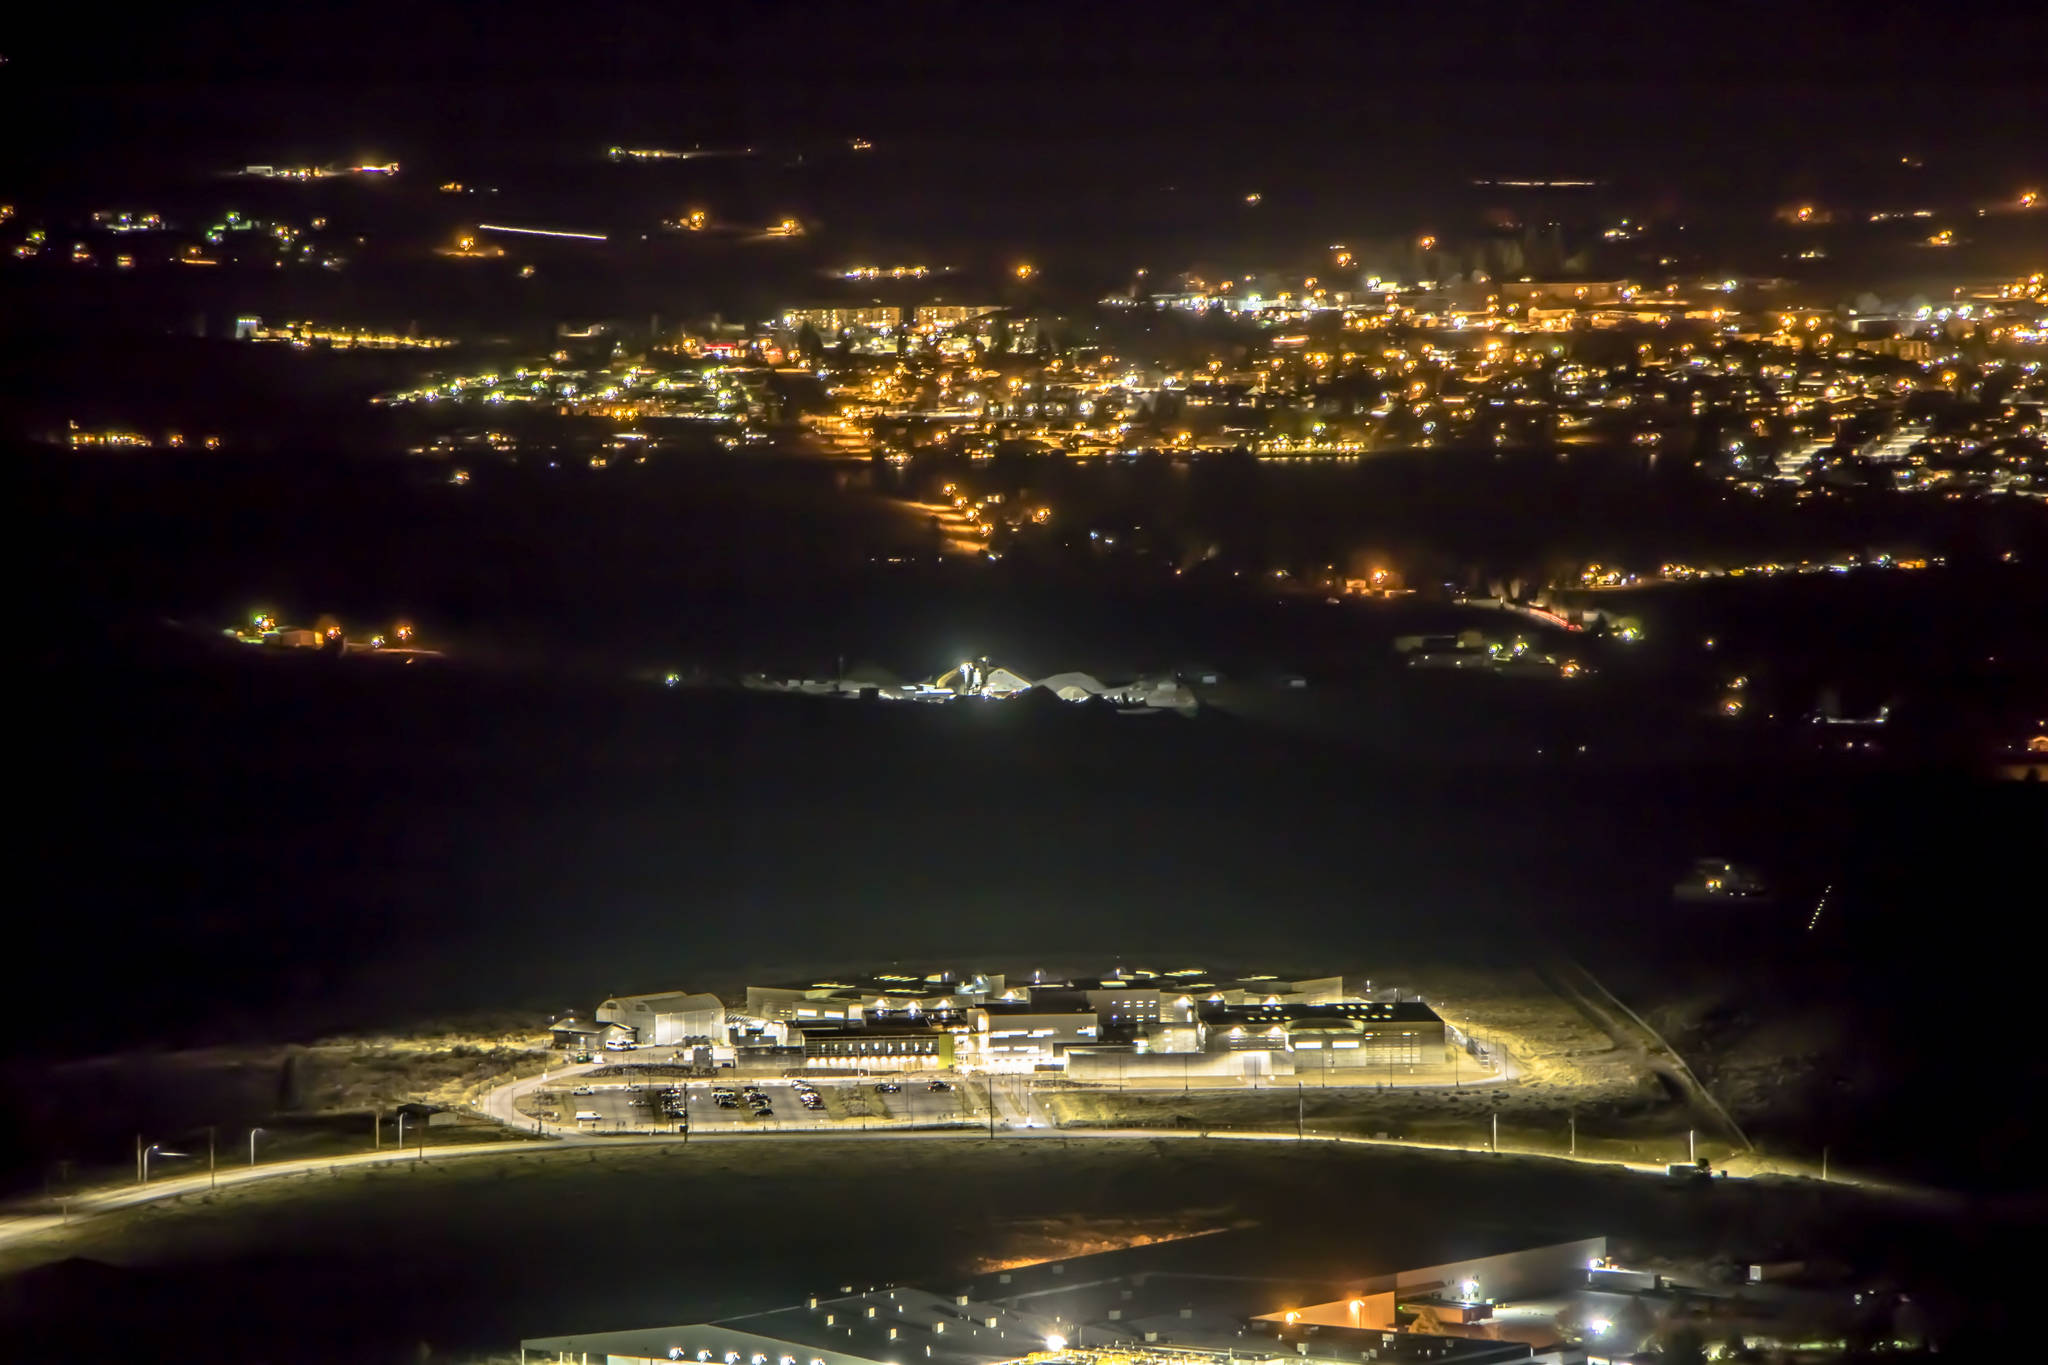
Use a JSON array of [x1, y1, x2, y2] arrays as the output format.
[[1539, 957, 1751, 1151], [0, 1108, 1787, 1258], [6, 1043, 1913, 1255]]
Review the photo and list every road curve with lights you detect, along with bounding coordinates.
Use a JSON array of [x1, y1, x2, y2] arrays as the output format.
[[0, 1055, 1907, 1255]]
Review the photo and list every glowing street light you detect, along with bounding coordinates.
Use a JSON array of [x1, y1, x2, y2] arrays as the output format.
[[1014, 262, 1035, 280], [1043, 1337, 1066, 1355], [141, 1144, 183, 1182]]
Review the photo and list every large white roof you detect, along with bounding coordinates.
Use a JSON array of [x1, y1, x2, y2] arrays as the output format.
[[600, 991, 725, 1014]]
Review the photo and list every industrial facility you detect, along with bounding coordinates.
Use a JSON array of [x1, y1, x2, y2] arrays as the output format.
[[521, 1232, 1629, 1365], [556, 968, 1458, 1080]]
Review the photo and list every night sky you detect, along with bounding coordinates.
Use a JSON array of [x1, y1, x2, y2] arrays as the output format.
[[10, 3, 2045, 195]]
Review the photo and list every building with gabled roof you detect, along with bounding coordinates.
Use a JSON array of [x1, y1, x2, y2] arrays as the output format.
[[595, 991, 727, 1047]]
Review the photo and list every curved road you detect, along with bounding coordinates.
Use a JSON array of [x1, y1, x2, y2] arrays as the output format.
[[22, 1028, 1950, 1260], [2, 1046, 1853, 1260], [1540, 957, 1751, 1151], [0, 1118, 1713, 1258]]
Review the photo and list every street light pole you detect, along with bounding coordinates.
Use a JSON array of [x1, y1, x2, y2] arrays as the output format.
[[208, 1127, 216, 1190], [987, 1075, 996, 1139], [249, 1126, 264, 1166]]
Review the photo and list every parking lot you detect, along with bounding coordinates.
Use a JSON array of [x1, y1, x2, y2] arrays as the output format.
[[522, 1074, 980, 1135]]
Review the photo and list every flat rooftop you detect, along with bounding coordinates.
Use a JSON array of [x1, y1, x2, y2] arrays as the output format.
[[524, 1232, 1591, 1365]]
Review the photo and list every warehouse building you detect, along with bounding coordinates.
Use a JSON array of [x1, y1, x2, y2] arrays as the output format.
[[595, 991, 728, 1047], [524, 1232, 1586, 1365], [966, 1002, 1103, 1070], [547, 1016, 636, 1051], [795, 1019, 957, 1070], [747, 973, 1006, 1024], [1253, 1237, 1609, 1332], [1203, 1001, 1448, 1068]]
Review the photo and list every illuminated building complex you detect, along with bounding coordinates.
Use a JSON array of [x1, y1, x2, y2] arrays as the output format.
[[582, 968, 1454, 1078], [524, 1233, 1622, 1365]]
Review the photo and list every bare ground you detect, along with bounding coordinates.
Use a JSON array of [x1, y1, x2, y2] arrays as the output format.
[[0, 1133, 1995, 1365]]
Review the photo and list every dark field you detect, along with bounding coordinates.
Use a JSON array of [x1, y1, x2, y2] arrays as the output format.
[[13, 447, 2046, 1199], [3, 1136, 2037, 1365]]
